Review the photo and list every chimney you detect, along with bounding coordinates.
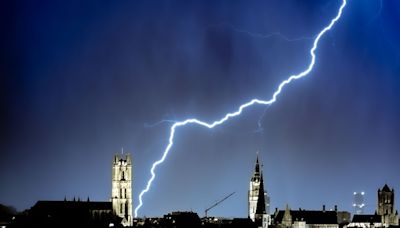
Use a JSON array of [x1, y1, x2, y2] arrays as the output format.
[[323, 205, 326, 212], [334, 205, 338, 212]]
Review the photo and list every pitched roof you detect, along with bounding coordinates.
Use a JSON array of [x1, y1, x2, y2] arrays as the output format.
[[274, 210, 338, 224], [352, 214, 381, 223], [382, 184, 392, 192], [32, 200, 112, 213]]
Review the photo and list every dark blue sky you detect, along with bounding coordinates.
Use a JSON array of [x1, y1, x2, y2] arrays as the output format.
[[1, 0, 400, 218]]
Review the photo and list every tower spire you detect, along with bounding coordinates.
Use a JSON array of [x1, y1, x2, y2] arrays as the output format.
[[249, 151, 269, 224], [254, 151, 260, 176], [256, 171, 266, 215]]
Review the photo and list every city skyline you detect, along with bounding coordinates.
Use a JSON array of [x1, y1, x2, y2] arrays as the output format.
[[1, 0, 400, 218]]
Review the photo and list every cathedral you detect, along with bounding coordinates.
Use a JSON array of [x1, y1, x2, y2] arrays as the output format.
[[12, 154, 134, 227], [111, 154, 133, 226], [248, 153, 270, 228]]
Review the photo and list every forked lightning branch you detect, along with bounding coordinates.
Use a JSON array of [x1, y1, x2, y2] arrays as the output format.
[[135, 0, 348, 217]]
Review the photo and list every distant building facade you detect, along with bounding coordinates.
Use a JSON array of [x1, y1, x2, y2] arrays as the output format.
[[10, 200, 119, 227], [273, 205, 349, 228], [348, 184, 399, 228], [111, 154, 133, 226], [349, 214, 382, 228], [377, 184, 398, 227], [249, 153, 270, 228]]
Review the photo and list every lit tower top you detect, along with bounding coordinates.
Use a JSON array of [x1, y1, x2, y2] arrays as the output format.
[[377, 184, 399, 226], [112, 153, 133, 226]]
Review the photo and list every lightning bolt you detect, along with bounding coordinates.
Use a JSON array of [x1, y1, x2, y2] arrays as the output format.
[[135, 0, 347, 217], [206, 22, 314, 42], [255, 107, 269, 134], [144, 119, 177, 128]]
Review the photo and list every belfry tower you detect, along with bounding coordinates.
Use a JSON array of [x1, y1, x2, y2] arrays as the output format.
[[377, 184, 399, 227], [112, 154, 133, 226], [249, 153, 270, 228]]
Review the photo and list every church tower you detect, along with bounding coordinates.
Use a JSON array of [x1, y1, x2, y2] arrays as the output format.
[[377, 184, 399, 227], [249, 153, 270, 227], [112, 154, 133, 226]]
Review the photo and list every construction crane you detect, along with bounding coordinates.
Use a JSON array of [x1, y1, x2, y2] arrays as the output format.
[[205, 192, 235, 218]]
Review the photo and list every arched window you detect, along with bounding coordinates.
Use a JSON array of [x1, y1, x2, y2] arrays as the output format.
[[122, 171, 125, 180], [125, 189, 127, 198]]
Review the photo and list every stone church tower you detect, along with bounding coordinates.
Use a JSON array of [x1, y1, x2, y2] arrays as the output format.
[[112, 154, 133, 226], [249, 153, 270, 228], [377, 184, 399, 227]]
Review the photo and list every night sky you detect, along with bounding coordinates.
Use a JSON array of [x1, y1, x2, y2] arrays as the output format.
[[1, 0, 400, 218]]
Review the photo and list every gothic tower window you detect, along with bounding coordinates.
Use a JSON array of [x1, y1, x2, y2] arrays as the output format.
[[112, 154, 133, 226]]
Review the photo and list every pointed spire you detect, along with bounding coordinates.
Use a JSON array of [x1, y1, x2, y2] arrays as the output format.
[[255, 171, 266, 215], [283, 204, 292, 225], [251, 151, 262, 182], [254, 152, 260, 175], [285, 204, 290, 212], [382, 184, 391, 192]]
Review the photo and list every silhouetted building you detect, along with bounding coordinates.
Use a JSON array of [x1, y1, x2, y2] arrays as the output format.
[[348, 214, 382, 228], [230, 218, 258, 228], [273, 205, 347, 228], [9, 200, 120, 228], [162, 211, 201, 228], [0, 204, 17, 228]]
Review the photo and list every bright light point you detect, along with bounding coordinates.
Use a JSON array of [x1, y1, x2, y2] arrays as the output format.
[[354, 192, 357, 195], [134, 0, 347, 217], [361, 191, 365, 195]]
